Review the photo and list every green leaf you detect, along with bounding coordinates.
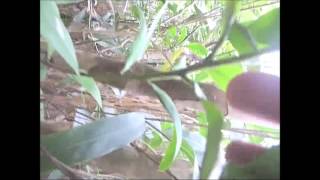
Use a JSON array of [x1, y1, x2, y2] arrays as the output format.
[[246, 123, 280, 134], [200, 101, 223, 179], [249, 8, 279, 49], [229, 8, 280, 55], [228, 23, 258, 54], [149, 83, 182, 171], [180, 140, 195, 164], [121, 6, 147, 74], [41, 112, 146, 173], [121, 2, 168, 74], [40, 63, 47, 81], [196, 112, 208, 137], [161, 121, 173, 131], [247, 123, 279, 142], [166, 26, 177, 38], [149, 131, 163, 148], [220, 146, 280, 179], [249, 135, 264, 145], [71, 75, 103, 109], [207, 63, 244, 91], [40, 1, 79, 75], [188, 42, 208, 59], [177, 26, 188, 44]]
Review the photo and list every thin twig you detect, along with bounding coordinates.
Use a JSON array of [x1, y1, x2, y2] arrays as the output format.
[[146, 121, 171, 140], [137, 48, 273, 80]]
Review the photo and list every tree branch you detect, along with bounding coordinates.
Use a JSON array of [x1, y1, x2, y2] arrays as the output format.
[[138, 48, 273, 80]]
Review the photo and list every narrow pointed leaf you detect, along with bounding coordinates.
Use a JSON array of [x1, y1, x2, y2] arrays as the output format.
[[71, 75, 103, 109], [40, 1, 79, 75], [200, 101, 223, 179], [149, 83, 182, 171], [41, 113, 146, 173]]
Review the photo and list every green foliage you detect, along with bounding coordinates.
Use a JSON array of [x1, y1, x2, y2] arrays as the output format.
[[177, 26, 188, 44], [121, 6, 148, 74], [122, 2, 168, 74], [228, 23, 258, 54], [200, 101, 223, 179], [221, 146, 280, 179], [40, 1, 79, 75], [249, 135, 264, 145], [148, 131, 163, 148], [229, 8, 280, 55], [71, 75, 103, 109], [196, 112, 208, 137], [149, 83, 182, 171], [40, 1, 280, 179], [161, 121, 174, 131], [168, 3, 178, 14], [208, 63, 244, 91], [180, 140, 196, 164], [193, 63, 243, 92], [188, 42, 208, 59], [41, 112, 146, 173]]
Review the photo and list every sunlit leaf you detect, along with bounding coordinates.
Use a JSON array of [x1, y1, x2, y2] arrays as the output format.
[[229, 8, 280, 55], [178, 26, 188, 43], [207, 63, 244, 91], [149, 131, 163, 148], [188, 42, 208, 58], [71, 75, 103, 109], [41, 112, 146, 173], [249, 135, 264, 145], [149, 83, 182, 171], [167, 26, 177, 38], [161, 121, 173, 131], [200, 101, 223, 179], [40, 1, 79, 75]]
